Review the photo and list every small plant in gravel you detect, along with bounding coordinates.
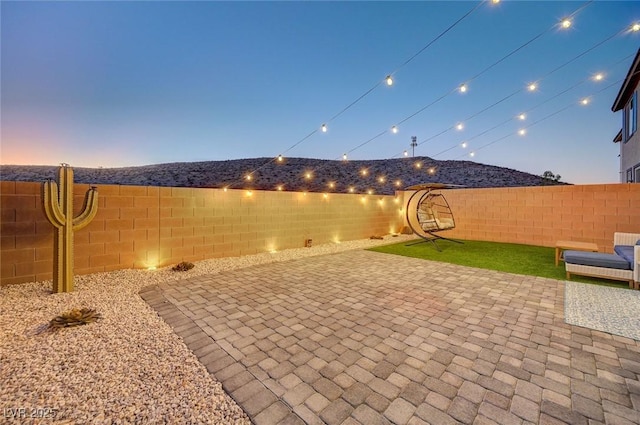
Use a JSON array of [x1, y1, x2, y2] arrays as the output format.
[[49, 308, 101, 330], [172, 261, 195, 272], [370, 235, 384, 240]]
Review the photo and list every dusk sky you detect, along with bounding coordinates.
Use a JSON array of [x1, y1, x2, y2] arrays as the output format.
[[2, 1, 639, 184]]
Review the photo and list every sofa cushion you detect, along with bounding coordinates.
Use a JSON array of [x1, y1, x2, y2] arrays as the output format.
[[563, 251, 631, 270], [613, 245, 634, 266]]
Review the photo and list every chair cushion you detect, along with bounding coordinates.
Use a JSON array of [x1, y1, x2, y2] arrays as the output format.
[[613, 245, 635, 266], [563, 251, 631, 270]]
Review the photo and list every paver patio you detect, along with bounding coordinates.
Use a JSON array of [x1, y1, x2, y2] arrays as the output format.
[[140, 250, 640, 425]]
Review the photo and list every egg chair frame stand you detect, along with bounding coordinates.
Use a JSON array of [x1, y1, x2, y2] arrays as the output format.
[[404, 184, 463, 251]]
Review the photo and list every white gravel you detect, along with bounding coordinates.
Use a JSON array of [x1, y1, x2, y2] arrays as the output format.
[[0, 235, 415, 424]]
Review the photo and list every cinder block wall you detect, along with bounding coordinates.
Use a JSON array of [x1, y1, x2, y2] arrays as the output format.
[[411, 184, 639, 252], [1, 181, 404, 285]]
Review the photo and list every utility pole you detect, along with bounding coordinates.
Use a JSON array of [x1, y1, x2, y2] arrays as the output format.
[[411, 136, 417, 157]]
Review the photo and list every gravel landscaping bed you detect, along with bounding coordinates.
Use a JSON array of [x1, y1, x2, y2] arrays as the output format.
[[0, 235, 414, 424]]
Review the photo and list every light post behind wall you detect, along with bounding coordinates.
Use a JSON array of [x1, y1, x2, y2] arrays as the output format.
[[411, 136, 417, 157]]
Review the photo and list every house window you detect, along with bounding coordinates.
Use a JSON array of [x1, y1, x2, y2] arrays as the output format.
[[635, 164, 640, 183], [627, 168, 634, 183], [625, 91, 637, 142]]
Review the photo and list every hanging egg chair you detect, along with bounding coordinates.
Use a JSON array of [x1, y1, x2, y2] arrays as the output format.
[[405, 183, 463, 250]]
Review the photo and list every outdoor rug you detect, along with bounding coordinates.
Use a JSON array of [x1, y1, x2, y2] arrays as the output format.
[[564, 281, 640, 341]]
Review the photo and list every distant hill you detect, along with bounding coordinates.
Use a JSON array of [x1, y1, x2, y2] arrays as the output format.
[[0, 157, 565, 195]]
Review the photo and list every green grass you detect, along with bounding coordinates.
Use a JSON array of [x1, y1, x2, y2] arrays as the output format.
[[368, 239, 629, 289]]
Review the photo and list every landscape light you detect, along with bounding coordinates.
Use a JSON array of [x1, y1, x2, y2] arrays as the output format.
[[321, 123, 328, 132], [391, 125, 398, 134], [223, 187, 228, 192], [323, 193, 328, 199], [386, 75, 394, 86]]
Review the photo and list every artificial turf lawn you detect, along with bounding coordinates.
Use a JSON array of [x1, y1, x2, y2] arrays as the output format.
[[368, 238, 628, 288]]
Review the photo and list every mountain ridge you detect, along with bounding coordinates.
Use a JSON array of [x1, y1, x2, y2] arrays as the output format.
[[0, 156, 566, 195]]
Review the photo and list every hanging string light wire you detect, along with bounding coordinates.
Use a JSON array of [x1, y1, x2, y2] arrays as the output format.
[[329, 0, 596, 163], [225, 1, 486, 190], [451, 78, 624, 160], [398, 26, 633, 160]]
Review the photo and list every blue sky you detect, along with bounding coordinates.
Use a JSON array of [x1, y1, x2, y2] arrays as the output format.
[[2, 1, 639, 184]]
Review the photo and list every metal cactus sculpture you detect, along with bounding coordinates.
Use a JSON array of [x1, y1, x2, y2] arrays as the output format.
[[42, 164, 98, 293]]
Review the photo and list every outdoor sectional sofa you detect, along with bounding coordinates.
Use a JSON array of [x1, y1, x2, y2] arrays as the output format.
[[564, 232, 640, 289]]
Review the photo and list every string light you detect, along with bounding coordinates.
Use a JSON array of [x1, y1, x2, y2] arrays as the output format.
[[491, 0, 500, 4], [403, 150, 408, 157], [223, 187, 228, 192], [391, 125, 399, 134], [518, 113, 526, 120], [518, 129, 527, 136], [367, 189, 374, 195], [428, 167, 436, 174], [456, 122, 464, 131], [560, 18, 572, 29], [469, 152, 475, 157], [593, 73, 604, 81], [395, 180, 402, 187], [361, 169, 368, 176], [349, 187, 355, 193], [305, 172, 312, 179], [245, 174, 252, 181], [386, 75, 394, 86], [321, 124, 328, 133], [580, 97, 590, 105], [459, 83, 468, 93], [343, 153, 348, 161], [378, 176, 386, 183], [415, 162, 422, 169], [461, 141, 468, 148], [631, 23, 640, 32], [277, 185, 283, 191], [328, 182, 335, 189], [527, 82, 538, 91], [277, 154, 283, 162]]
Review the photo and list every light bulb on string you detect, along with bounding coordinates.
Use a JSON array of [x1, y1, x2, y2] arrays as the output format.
[[321, 123, 328, 133], [245, 174, 252, 181], [491, 0, 500, 4], [305, 172, 312, 180], [415, 162, 422, 169], [593, 73, 604, 82], [428, 167, 436, 175], [580, 97, 590, 105], [277, 154, 283, 162], [527, 82, 538, 92], [470, 152, 475, 158], [385, 75, 394, 86], [560, 18, 572, 29], [361, 169, 368, 176], [456, 123, 464, 131], [461, 141, 468, 148], [277, 185, 283, 191], [518, 113, 526, 120], [349, 187, 355, 193], [518, 129, 527, 136], [328, 182, 335, 189], [632, 23, 640, 32], [459, 84, 468, 93], [403, 150, 408, 157], [378, 176, 386, 183], [395, 180, 402, 187], [342, 153, 348, 161], [391, 125, 398, 134]]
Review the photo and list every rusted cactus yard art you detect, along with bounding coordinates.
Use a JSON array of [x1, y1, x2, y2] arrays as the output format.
[[42, 164, 98, 293]]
